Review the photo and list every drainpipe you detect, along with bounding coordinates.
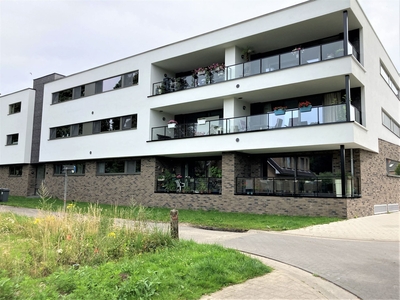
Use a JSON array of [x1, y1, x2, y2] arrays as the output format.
[[340, 145, 346, 197], [350, 149, 354, 197]]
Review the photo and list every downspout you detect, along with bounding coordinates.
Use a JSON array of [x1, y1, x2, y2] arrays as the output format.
[[340, 145, 346, 197]]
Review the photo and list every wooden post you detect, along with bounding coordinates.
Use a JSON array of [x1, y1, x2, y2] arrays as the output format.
[[170, 209, 179, 239]]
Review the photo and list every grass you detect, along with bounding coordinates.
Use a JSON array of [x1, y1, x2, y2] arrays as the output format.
[[2, 195, 342, 231], [0, 191, 271, 299]]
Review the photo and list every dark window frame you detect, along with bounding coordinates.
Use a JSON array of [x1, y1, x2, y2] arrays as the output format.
[[96, 159, 141, 175], [52, 71, 139, 104], [9, 165, 23, 176], [9, 102, 21, 114]]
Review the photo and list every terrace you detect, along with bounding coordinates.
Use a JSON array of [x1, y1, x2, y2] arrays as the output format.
[[151, 103, 361, 141], [152, 40, 359, 95]]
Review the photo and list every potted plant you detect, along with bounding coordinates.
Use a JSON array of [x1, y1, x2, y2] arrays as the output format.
[[168, 120, 178, 128], [273, 106, 287, 115], [299, 101, 312, 112], [155, 85, 164, 95], [292, 47, 304, 58], [241, 47, 253, 61], [197, 177, 208, 194]]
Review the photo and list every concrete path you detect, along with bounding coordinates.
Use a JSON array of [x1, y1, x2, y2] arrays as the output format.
[[1, 205, 399, 299]]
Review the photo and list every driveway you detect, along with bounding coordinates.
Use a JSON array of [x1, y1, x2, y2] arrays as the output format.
[[180, 212, 399, 300]]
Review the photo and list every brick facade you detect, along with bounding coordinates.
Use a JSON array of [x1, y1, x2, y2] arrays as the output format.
[[3, 141, 398, 219], [347, 139, 400, 218]]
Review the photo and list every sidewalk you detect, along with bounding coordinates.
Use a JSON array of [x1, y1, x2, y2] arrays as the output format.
[[1, 205, 398, 299]]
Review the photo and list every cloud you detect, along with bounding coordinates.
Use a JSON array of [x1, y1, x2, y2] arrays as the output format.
[[0, 0, 398, 95]]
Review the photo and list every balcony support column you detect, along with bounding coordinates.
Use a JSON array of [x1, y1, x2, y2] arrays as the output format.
[[343, 10, 349, 55], [340, 145, 346, 197], [345, 75, 351, 121]]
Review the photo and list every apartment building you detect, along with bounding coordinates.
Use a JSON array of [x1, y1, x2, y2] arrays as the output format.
[[1, 0, 399, 218]]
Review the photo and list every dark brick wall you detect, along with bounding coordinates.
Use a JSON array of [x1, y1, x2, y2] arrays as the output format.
[[348, 139, 400, 218], [0, 165, 31, 196]]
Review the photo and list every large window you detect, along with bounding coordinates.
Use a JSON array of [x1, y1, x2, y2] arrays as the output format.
[[9, 165, 22, 176], [382, 110, 400, 137], [381, 64, 399, 98], [50, 114, 137, 139], [9, 102, 21, 114], [54, 163, 85, 175], [387, 159, 400, 177], [52, 71, 139, 104], [97, 160, 141, 175], [6, 134, 19, 145]]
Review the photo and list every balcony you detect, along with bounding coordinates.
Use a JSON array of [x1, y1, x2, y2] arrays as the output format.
[[156, 177, 222, 194], [236, 176, 360, 198], [152, 40, 358, 95], [151, 103, 361, 141]]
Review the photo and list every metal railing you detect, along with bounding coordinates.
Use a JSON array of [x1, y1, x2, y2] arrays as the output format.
[[236, 176, 360, 198], [151, 103, 361, 141], [152, 40, 358, 95]]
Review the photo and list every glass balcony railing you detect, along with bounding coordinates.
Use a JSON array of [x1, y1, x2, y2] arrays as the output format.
[[236, 176, 360, 198], [156, 176, 222, 194], [151, 103, 361, 141], [152, 40, 358, 95]]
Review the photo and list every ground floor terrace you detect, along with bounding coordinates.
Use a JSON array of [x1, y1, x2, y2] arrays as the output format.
[[1, 140, 398, 219]]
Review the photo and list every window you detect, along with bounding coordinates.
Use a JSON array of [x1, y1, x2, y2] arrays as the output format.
[[382, 110, 400, 137], [97, 160, 141, 175], [6, 134, 19, 145], [9, 102, 21, 114], [9, 165, 22, 176], [52, 71, 139, 104], [50, 114, 137, 139], [387, 159, 400, 177], [102, 76, 122, 92], [54, 163, 85, 175], [381, 64, 399, 97]]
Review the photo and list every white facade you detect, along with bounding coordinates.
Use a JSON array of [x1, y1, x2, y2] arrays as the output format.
[[38, 0, 399, 163], [0, 88, 36, 164]]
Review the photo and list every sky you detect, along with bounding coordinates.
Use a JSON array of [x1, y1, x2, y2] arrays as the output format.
[[0, 0, 399, 96]]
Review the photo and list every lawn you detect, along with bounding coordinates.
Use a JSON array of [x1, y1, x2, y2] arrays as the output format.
[[2, 195, 342, 231]]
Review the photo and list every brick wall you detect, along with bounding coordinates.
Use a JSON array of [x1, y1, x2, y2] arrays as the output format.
[[347, 139, 400, 218], [0, 165, 32, 196]]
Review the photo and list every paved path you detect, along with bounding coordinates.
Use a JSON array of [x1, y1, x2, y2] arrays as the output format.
[[1, 205, 399, 299]]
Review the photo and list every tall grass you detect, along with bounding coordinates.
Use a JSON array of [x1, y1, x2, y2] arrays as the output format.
[[0, 184, 173, 278], [0, 185, 272, 299]]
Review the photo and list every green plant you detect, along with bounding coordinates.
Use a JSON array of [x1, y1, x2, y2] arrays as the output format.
[[163, 170, 177, 192], [395, 164, 400, 175], [210, 166, 222, 178], [197, 178, 208, 193]]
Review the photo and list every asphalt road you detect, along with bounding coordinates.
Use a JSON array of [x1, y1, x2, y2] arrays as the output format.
[[218, 231, 399, 300]]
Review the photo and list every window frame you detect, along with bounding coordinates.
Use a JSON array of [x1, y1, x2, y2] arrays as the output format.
[[9, 102, 21, 114], [53, 163, 86, 175], [9, 165, 23, 176], [382, 110, 400, 138], [386, 159, 400, 177], [51, 71, 139, 104], [6, 134, 19, 145], [97, 159, 141, 175]]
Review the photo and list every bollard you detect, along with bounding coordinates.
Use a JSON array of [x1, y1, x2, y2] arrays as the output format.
[[170, 209, 179, 239]]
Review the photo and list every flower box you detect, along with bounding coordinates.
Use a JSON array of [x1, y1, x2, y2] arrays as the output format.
[[300, 105, 312, 112], [274, 109, 286, 115], [168, 123, 176, 128]]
